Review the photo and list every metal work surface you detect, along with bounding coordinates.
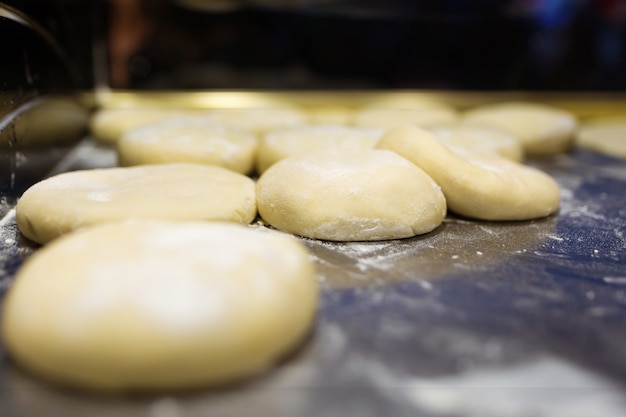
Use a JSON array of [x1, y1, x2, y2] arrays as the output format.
[[0, 139, 625, 416]]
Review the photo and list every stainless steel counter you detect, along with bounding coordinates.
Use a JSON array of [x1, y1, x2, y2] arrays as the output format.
[[0, 137, 625, 416]]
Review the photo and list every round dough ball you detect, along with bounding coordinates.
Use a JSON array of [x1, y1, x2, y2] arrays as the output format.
[[16, 164, 256, 244], [429, 125, 524, 161], [354, 107, 458, 130], [2, 221, 318, 392], [462, 102, 577, 155], [206, 108, 307, 135], [376, 126, 560, 221], [89, 108, 203, 144], [257, 125, 383, 174], [118, 118, 258, 174], [257, 149, 446, 241], [576, 117, 626, 159]]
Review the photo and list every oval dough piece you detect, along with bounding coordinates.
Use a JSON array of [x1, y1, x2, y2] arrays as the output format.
[[118, 118, 258, 174], [376, 126, 560, 221], [257, 125, 383, 174], [89, 108, 203, 144], [257, 149, 446, 241], [206, 108, 307, 135], [16, 164, 256, 244], [576, 117, 626, 159], [429, 125, 524, 161], [2, 221, 317, 392], [462, 102, 577, 155], [354, 107, 458, 130]]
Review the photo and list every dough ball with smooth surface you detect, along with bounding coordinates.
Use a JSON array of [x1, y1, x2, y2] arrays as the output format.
[[462, 102, 577, 155], [2, 221, 317, 392], [118, 117, 257, 174], [257, 149, 446, 241], [257, 125, 383, 173], [576, 117, 626, 159], [377, 126, 560, 221], [354, 107, 458, 130], [89, 108, 203, 144], [429, 125, 524, 161], [16, 164, 256, 244], [206, 108, 306, 135]]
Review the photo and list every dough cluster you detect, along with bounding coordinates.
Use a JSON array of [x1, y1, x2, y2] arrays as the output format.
[[577, 117, 626, 159], [2, 221, 318, 392], [257, 149, 447, 241], [16, 164, 256, 244]]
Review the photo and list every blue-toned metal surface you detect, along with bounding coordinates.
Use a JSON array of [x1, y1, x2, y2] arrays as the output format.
[[0, 145, 625, 416]]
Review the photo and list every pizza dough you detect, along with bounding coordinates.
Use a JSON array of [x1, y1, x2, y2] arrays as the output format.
[[376, 126, 560, 221], [576, 117, 626, 159], [256, 125, 383, 173], [206, 108, 307, 135], [354, 107, 458, 130], [16, 164, 256, 244], [2, 221, 317, 392], [462, 102, 577, 155], [256, 149, 446, 241], [118, 118, 258, 174], [429, 125, 524, 161], [89, 108, 202, 144]]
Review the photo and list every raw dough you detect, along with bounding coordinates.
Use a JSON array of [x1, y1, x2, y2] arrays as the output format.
[[306, 106, 354, 125], [256, 149, 446, 241], [2, 221, 317, 392], [354, 107, 458, 130], [576, 117, 626, 159], [118, 117, 258, 174], [89, 108, 202, 144], [376, 126, 560, 221], [429, 125, 524, 161], [206, 108, 306, 134], [16, 164, 256, 244], [462, 102, 577, 155], [256, 125, 383, 173]]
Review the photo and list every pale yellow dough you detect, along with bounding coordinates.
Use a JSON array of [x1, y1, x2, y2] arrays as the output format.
[[206, 108, 307, 135], [2, 221, 317, 392], [354, 107, 458, 130], [16, 164, 256, 244], [118, 118, 258, 174], [257, 149, 446, 241], [429, 125, 524, 161], [462, 102, 577, 155], [576, 118, 626, 159], [256, 125, 383, 173], [89, 108, 203, 144], [376, 126, 560, 221], [306, 106, 355, 125]]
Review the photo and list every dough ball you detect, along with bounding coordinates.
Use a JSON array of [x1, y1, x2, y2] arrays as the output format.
[[257, 125, 383, 174], [462, 102, 577, 155], [2, 221, 317, 392], [118, 117, 257, 174], [16, 164, 256, 244], [306, 106, 355, 125], [354, 107, 458, 130], [257, 149, 446, 241], [89, 108, 203, 144], [361, 95, 448, 110], [376, 126, 560, 221], [429, 125, 524, 161], [576, 117, 626, 159], [206, 108, 307, 135]]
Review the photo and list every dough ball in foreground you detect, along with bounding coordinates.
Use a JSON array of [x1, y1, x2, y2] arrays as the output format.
[[118, 117, 258, 174], [354, 107, 458, 130], [377, 126, 560, 221], [462, 102, 577, 155], [257, 149, 446, 241], [576, 117, 626, 159], [2, 221, 318, 392], [89, 108, 203, 144], [257, 125, 383, 174], [16, 164, 256, 244], [429, 125, 524, 161]]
